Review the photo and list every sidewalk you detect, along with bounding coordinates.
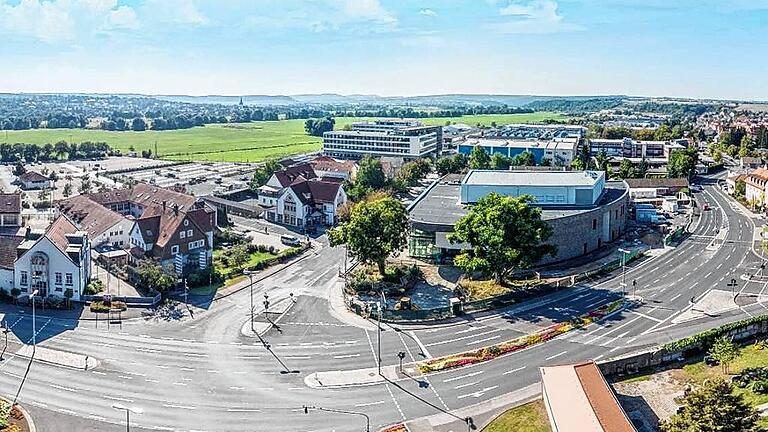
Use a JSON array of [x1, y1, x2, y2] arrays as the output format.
[[0, 303, 145, 322], [15, 344, 100, 370]]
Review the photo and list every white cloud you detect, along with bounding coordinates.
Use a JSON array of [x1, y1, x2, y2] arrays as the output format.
[[419, 8, 437, 17], [105, 5, 139, 30], [142, 0, 209, 25], [329, 0, 397, 25], [493, 0, 583, 34]]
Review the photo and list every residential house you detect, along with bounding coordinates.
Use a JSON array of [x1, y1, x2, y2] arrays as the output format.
[[0, 236, 23, 291], [725, 173, 747, 195], [0, 193, 21, 229], [257, 163, 317, 208], [745, 168, 768, 209], [58, 195, 135, 250], [308, 156, 358, 181], [272, 177, 347, 227], [18, 171, 51, 190], [741, 156, 764, 169], [81, 183, 216, 275], [13, 215, 91, 301]]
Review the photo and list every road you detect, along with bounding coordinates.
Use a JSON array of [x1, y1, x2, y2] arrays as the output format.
[[0, 174, 765, 432]]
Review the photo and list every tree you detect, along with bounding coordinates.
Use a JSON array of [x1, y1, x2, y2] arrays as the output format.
[[490, 153, 511, 170], [713, 150, 723, 164], [511, 151, 535, 167], [328, 196, 409, 275], [249, 159, 281, 191], [435, 154, 469, 176], [660, 379, 760, 432], [448, 193, 556, 284], [62, 182, 73, 198], [228, 244, 250, 269], [12, 161, 25, 176], [708, 336, 739, 374], [135, 259, 175, 294], [79, 177, 92, 194], [54, 140, 69, 159], [668, 148, 698, 180], [469, 146, 491, 169], [131, 117, 147, 131], [570, 157, 586, 170], [594, 150, 611, 176], [637, 156, 648, 178], [618, 158, 637, 179], [304, 117, 335, 136], [355, 155, 387, 191]]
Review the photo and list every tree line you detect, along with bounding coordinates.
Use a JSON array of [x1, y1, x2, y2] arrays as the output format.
[[0, 141, 114, 163]]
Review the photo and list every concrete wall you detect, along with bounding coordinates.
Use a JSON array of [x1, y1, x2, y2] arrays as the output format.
[[0, 268, 13, 291]]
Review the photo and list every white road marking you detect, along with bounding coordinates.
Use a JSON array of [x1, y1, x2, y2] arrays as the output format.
[[103, 395, 133, 403], [355, 400, 386, 407], [162, 404, 196, 410], [457, 385, 499, 400], [227, 408, 261, 413], [454, 381, 480, 390], [333, 354, 360, 359], [545, 351, 568, 361], [409, 330, 433, 359], [443, 371, 484, 383], [502, 366, 526, 376], [50, 384, 78, 392]]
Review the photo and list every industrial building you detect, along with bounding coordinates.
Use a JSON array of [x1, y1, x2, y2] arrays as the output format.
[[457, 137, 579, 166]]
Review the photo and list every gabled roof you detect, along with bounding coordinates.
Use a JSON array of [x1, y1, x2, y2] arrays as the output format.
[[273, 163, 317, 188], [44, 215, 81, 253], [747, 168, 768, 182], [58, 195, 126, 238], [0, 193, 21, 214], [0, 235, 23, 269], [88, 183, 198, 212], [309, 156, 357, 176], [19, 171, 49, 183], [286, 178, 343, 206]]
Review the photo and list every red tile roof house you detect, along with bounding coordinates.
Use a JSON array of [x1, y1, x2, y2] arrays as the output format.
[[17, 170, 52, 190], [259, 164, 348, 229], [73, 183, 217, 276]]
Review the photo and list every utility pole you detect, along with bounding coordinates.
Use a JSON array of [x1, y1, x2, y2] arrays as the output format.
[[376, 290, 387, 376], [618, 248, 630, 297], [244, 270, 255, 333]]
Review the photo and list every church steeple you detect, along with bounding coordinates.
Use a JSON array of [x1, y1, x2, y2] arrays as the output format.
[[239, 96, 244, 106]]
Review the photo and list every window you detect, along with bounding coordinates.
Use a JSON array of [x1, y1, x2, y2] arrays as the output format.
[[187, 229, 193, 237], [171, 245, 179, 255], [65, 273, 73, 286], [592, 219, 597, 230], [180, 230, 186, 239], [20, 271, 28, 286], [55, 272, 62, 285]]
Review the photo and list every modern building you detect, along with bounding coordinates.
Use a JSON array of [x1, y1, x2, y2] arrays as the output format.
[[18, 171, 52, 190], [540, 361, 636, 432], [323, 120, 442, 159], [457, 138, 579, 166], [624, 178, 689, 203], [408, 170, 628, 264], [589, 138, 684, 160], [482, 124, 587, 140], [12, 215, 91, 301], [0, 193, 21, 229]]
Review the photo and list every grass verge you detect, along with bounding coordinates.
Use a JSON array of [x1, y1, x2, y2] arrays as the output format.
[[482, 400, 551, 432]]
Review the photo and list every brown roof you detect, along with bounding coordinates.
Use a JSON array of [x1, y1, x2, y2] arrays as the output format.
[[287, 178, 342, 206], [310, 156, 357, 176], [747, 168, 768, 183], [625, 178, 689, 189], [0, 193, 21, 214], [540, 361, 636, 432], [58, 195, 126, 238], [44, 215, 80, 253], [87, 183, 197, 212], [273, 163, 317, 188], [19, 171, 49, 183], [0, 235, 23, 269]]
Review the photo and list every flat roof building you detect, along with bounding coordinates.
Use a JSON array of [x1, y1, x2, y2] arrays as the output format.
[[540, 361, 636, 432], [323, 119, 442, 159], [458, 137, 580, 166], [460, 170, 605, 206]]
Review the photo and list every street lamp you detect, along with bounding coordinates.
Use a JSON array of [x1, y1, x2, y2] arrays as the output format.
[[376, 290, 387, 376], [0, 320, 8, 361], [111, 403, 143, 432], [618, 248, 631, 297], [243, 270, 255, 333], [303, 405, 370, 432], [28, 289, 39, 349]]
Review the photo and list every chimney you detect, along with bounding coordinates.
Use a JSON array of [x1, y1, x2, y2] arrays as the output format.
[[163, 200, 167, 210], [173, 203, 179, 215]]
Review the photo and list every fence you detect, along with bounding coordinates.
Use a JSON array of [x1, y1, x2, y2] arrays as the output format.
[[664, 226, 685, 246]]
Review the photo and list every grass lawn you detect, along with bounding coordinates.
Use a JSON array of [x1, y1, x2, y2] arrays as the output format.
[[482, 400, 551, 432], [678, 342, 768, 422], [189, 275, 245, 296], [0, 112, 568, 163], [213, 249, 279, 277]]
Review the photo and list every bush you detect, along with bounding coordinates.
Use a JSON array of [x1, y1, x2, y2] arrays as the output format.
[[84, 280, 104, 295], [663, 315, 768, 354], [90, 300, 127, 312], [0, 288, 11, 303], [186, 267, 222, 288]]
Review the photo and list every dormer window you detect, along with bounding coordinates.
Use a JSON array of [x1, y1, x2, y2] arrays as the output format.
[[184, 220, 189, 226]]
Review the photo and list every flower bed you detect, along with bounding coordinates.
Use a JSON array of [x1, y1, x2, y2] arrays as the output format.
[[379, 423, 408, 432], [418, 300, 625, 374]]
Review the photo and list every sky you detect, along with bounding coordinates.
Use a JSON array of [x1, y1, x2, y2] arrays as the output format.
[[1, 0, 768, 100]]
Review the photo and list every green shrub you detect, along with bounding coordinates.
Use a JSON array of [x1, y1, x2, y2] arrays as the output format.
[[84, 280, 105, 295], [663, 315, 768, 354], [90, 300, 127, 312]]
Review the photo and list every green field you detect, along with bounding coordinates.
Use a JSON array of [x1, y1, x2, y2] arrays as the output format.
[[0, 112, 568, 163], [482, 400, 551, 432]]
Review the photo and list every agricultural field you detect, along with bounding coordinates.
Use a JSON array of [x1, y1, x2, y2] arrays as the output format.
[[0, 112, 568, 163]]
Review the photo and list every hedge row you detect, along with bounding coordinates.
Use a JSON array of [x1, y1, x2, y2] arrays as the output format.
[[662, 314, 768, 353]]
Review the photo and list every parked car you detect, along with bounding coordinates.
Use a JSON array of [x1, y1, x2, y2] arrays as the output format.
[[280, 235, 301, 246]]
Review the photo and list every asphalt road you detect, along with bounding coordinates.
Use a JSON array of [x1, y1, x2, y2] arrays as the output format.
[[0, 173, 766, 432]]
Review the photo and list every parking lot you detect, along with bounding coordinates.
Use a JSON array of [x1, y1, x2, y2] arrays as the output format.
[[111, 160, 257, 196]]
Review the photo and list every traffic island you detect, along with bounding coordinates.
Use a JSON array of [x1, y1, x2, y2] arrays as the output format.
[[0, 397, 35, 432]]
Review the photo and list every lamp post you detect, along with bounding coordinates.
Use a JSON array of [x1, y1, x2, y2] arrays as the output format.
[[618, 248, 630, 297], [376, 290, 387, 376], [243, 270, 255, 333], [111, 403, 143, 432], [1, 320, 8, 361], [29, 289, 39, 349], [303, 405, 370, 432]]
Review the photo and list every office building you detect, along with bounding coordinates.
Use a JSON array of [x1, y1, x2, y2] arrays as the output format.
[[323, 120, 442, 159]]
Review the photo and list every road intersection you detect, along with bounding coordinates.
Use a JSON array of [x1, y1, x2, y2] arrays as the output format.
[[0, 174, 766, 432]]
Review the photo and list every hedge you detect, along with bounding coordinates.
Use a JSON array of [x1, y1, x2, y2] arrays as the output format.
[[662, 314, 768, 353]]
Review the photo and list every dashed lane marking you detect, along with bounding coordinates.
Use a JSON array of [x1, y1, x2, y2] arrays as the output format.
[[502, 366, 526, 376], [545, 351, 568, 361]]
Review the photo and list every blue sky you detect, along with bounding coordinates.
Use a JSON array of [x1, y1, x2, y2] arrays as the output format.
[[1, 0, 767, 100]]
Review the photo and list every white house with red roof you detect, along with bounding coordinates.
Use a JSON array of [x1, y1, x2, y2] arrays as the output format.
[[18, 170, 52, 190]]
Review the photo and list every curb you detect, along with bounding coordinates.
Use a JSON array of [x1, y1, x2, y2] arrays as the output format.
[[0, 396, 36, 432]]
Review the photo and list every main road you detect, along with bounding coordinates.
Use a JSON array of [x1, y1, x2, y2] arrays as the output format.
[[0, 174, 765, 432]]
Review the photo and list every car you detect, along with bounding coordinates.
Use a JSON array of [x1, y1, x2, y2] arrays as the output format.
[[704, 355, 720, 367], [702, 203, 710, 211], [280, 235, 301, 246]]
